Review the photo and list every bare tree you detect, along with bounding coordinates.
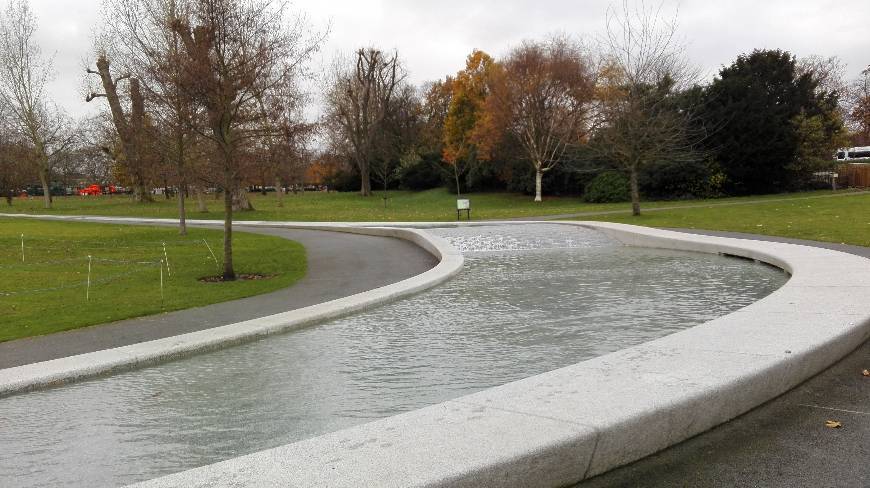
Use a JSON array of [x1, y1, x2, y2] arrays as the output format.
[[371, 83, 421, 206], [325, 48, 405, 196], [0, 0, 74, 208], [86, 54, 155, 202], [169, 0, 320, 280], [497, 36, 596, 202], [593, 0, 703, 215], [80, 113, 128, 185], [253, 80, 313, 207], [101, 0, 201, 233], [798, 55, 848, 99], [847, 67, 870, 146], [0, 124, 32, 205]]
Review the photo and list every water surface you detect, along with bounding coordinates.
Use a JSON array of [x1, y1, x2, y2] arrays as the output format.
[[0, 224, 787, 487]]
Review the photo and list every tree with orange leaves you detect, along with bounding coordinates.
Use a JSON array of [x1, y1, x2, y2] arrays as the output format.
[[495, 36, 595, 202], [442, 49, 502, 196], [420, 78, 453, 154]]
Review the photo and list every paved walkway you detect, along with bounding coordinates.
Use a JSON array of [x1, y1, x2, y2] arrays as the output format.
[[0, 224, 437, 369], [576, 229, 870, 488]]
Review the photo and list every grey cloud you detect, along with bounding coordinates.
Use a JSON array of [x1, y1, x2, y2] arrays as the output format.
[[26, 0, 870, 120]]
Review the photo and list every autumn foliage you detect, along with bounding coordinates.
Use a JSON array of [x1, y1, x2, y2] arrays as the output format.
[[441, 50, 503, 194]]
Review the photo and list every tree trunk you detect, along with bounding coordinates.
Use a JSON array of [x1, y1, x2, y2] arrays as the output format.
[[454, 164, 462, 198], [133, 184, 153, 203], [177, 185, 187, 236], [534, 168, 543, 202], [5, 190, 12, 206], [194, 186, 208, 212], [383, 177, 389, 208], [38, 166, 51, 209], [90, 57, 154, 206], [129, 78, 153, 204], [222, 183, 235, 281], [275, 177, 284, 208], [231, 189, 254, 211], [629, 166, 641, 216], [360, 162, 371, 196], [177, 138, 187, 234]]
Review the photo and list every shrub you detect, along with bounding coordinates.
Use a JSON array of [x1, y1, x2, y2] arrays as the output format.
[[397, 153, 446, 191], [584, 171, 630, 203], [640, 159, 724, 199], [323, 166, 360, 192]]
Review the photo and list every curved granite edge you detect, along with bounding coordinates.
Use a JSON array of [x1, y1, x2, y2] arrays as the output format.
[[0, 219, 463, 398], [128, 221, 870, 488]]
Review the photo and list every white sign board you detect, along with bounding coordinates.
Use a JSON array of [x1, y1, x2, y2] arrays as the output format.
[[456, 199, 470, 210]]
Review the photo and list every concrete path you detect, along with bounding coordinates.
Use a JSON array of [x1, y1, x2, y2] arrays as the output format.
[[576, 229, 870, 488], [0, 225, 437, 369]]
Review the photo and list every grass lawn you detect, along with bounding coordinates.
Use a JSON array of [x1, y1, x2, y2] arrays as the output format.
[[4, 188, 865, 341], [585, 191, 870, 247], [1, 187, 864, 223], [2, 186, 868, 250], [2, 188, 608, 221], [0, 218, 306, 342]]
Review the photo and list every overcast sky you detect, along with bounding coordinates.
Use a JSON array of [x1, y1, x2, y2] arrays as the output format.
[[28, 0, 870, 121]]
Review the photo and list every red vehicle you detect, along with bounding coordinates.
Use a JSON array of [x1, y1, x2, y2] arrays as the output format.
[[79, 184, 103, 196]]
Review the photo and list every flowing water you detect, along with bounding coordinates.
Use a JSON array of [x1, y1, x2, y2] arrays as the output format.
[[0, 224, 788, 487]]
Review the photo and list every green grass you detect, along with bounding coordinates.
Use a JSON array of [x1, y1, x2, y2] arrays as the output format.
[[2, 186, 868, 262], [1, 187, 863, 223], [583, 191, 870, 247], [6, 188, 866, 341], [3, 188, 605, 221], [0, 218, 306, 342]]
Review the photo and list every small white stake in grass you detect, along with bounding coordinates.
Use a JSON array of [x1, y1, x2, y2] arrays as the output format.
[[162, 242, 171, 277], [86, 255, 92, 301], [20, 234, 24, 263], [203, 238, 219, 273], [160, 259, 165, 302]]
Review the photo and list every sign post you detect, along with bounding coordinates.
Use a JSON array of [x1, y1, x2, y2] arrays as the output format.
[[456, 199, 471, 221]]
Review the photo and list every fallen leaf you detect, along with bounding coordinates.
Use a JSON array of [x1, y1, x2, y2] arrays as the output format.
[[862, 369, 869, 377], [825, 420, 842, 429]]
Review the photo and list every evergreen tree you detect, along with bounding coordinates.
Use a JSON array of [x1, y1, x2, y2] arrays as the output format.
[[703, 49, 842, 194]]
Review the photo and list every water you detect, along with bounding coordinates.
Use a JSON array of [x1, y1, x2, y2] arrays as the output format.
[[0, 224, 787, 487]]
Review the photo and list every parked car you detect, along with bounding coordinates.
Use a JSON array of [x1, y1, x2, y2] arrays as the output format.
[[79, 184, 103, 196], [24, 185, 66, 196]]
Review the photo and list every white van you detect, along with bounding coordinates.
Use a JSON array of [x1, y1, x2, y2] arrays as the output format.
[[836, 147, 870, 161]]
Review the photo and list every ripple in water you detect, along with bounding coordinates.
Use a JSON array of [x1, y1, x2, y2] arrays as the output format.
[[0, 224, 788, 487]]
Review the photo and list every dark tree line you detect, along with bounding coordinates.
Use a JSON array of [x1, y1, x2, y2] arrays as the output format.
[[319, 5, 859, 211]]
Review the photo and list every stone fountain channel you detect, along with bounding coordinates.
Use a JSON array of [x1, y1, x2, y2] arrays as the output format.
[[0, 224, 787, 487]]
